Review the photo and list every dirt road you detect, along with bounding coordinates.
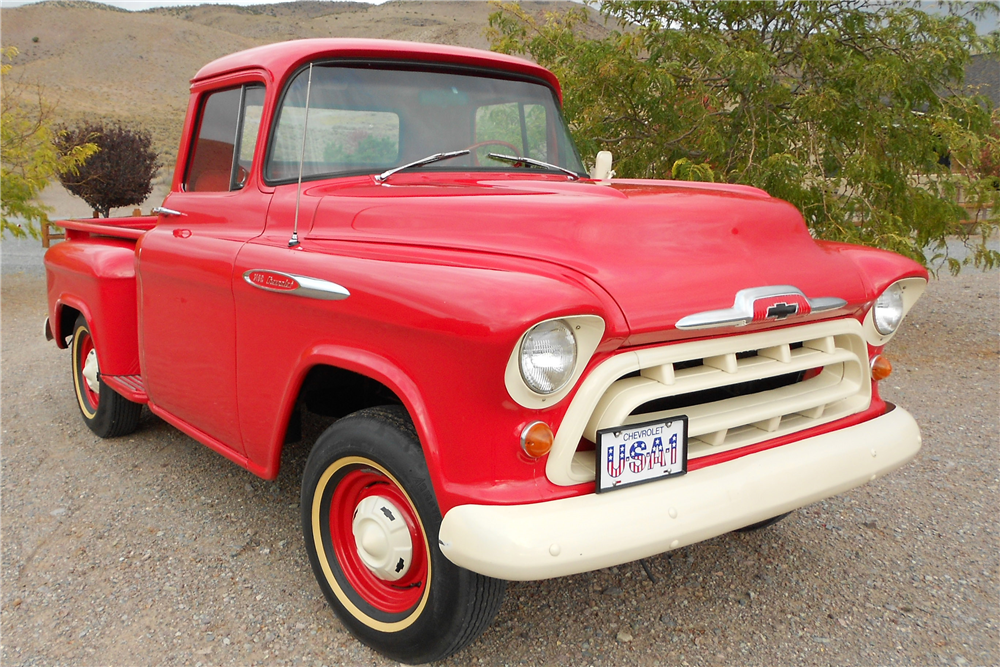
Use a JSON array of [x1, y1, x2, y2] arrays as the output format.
[[2, 267, 997, 667]]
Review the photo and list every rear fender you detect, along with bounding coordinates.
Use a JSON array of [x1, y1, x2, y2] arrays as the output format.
[[44, 239, 141, 376]]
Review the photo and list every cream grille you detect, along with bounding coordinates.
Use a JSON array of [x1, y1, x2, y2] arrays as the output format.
[[545, 319, 871, 486]]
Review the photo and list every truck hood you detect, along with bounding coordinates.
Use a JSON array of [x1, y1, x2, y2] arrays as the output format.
[[308, 175, 870, 344]]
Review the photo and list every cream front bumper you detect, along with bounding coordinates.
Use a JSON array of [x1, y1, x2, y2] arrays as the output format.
[[438, 406, 921, 581]]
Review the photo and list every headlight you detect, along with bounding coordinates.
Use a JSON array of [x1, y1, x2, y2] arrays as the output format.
[[873, 283, 905, 335], [519, 320, 577, 394]]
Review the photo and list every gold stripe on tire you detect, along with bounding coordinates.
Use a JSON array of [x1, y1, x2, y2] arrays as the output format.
[[311, 455, 432, 632], [72, 326, 97, 420]]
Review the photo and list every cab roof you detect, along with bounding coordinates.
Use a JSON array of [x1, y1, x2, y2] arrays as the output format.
[[192, 38, 562, 101]]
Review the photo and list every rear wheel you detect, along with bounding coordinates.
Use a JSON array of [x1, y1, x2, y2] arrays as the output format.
[[301, 406, 506, 664], [71, 315, 141, 438]]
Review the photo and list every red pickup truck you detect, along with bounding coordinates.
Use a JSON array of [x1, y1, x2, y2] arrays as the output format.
[[44, 39, 927, 663]]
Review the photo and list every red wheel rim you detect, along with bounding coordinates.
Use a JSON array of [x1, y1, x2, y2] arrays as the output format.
[[77, 330, 99, 409], [328, 467, 428, 615]]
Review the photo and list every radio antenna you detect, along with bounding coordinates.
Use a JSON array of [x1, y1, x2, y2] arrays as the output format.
[[289, 63, 314, 248]]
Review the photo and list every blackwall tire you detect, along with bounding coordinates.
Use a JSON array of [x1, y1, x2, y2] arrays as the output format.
[[70, 315, 141, 438], [301, 405, 506, 664]]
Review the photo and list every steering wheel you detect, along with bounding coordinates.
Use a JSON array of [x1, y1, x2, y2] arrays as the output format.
[[466, 140, 521, 166]]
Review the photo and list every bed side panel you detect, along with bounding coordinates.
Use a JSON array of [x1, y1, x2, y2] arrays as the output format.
[[45, 239, 141, 376]]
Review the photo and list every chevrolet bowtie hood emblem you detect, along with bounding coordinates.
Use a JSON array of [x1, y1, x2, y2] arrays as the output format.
[[675, 286, 847, 330]]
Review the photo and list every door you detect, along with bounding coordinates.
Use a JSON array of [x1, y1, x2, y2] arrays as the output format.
[[138, 84, 268, 450]]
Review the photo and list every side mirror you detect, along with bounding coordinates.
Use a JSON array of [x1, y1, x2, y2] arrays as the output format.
[[590, 151, 615, 181]]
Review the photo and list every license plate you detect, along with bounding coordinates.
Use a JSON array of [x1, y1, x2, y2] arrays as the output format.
[[595, 416, 688, 493]]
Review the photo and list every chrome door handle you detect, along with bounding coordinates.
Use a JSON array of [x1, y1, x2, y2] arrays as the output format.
[[153, 206, 185, 217]]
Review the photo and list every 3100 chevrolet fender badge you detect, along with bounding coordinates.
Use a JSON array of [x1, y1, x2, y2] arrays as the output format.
[[245, 269, 299, 291], [675, 285, 847, 330], [243, 270, 350, 301]]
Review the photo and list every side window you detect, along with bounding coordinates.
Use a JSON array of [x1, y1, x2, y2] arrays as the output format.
[[474, 103, 549, 166], [235, 87, 266, 189], [185, 85, 265, 192]]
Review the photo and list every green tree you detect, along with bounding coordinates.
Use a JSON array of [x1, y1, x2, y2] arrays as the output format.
[[1, 47, 96, 239], [489, 1, 1000, 271]]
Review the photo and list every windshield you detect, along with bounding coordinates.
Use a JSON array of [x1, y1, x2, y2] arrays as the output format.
[[266, 64, 585, 183]]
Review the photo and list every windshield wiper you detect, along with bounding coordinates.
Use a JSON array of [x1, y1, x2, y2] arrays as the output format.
[[487, 153, 581, 180], [375, 149, 471, 183]]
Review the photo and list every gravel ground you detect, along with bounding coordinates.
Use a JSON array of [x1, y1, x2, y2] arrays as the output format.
[[1, 260, 997, 667]]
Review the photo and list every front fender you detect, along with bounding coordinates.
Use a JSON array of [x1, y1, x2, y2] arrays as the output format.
[[815, 241, 928, 299], [253, 343, 431, 482], [234, 239, 627, 512]]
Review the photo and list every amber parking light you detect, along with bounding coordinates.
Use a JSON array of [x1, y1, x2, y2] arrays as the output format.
[[521, 421, 554, 458], [870, 354, 892, 381]]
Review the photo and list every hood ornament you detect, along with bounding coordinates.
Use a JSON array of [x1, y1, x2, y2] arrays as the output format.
[[675, 286, 846, 330]]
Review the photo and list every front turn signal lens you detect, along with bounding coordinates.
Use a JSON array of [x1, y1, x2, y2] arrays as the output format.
[[521, 421, 554, 458], [870, 355, 892, 381]]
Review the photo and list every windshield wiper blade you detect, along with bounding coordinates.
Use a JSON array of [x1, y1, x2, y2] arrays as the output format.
[[487, 153, 581, 180], [375, 149, 471, 183]]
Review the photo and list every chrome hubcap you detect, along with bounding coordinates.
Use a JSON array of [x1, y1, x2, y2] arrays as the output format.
[[352, 495, 413, 581]]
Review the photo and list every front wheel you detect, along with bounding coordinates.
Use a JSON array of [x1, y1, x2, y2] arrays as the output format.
[[70, 315, 141, 438], [301, 406, 506, 664]]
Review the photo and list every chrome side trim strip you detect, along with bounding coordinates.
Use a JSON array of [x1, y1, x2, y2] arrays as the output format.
[[676, 285, 847, 330], [243, 269, 350, 301]]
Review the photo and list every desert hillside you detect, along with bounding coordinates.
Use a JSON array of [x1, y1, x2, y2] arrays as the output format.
[[2, 0, 608, 216]]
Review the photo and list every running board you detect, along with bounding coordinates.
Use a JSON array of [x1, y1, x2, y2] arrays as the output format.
[[102, 374, 149, 404]]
